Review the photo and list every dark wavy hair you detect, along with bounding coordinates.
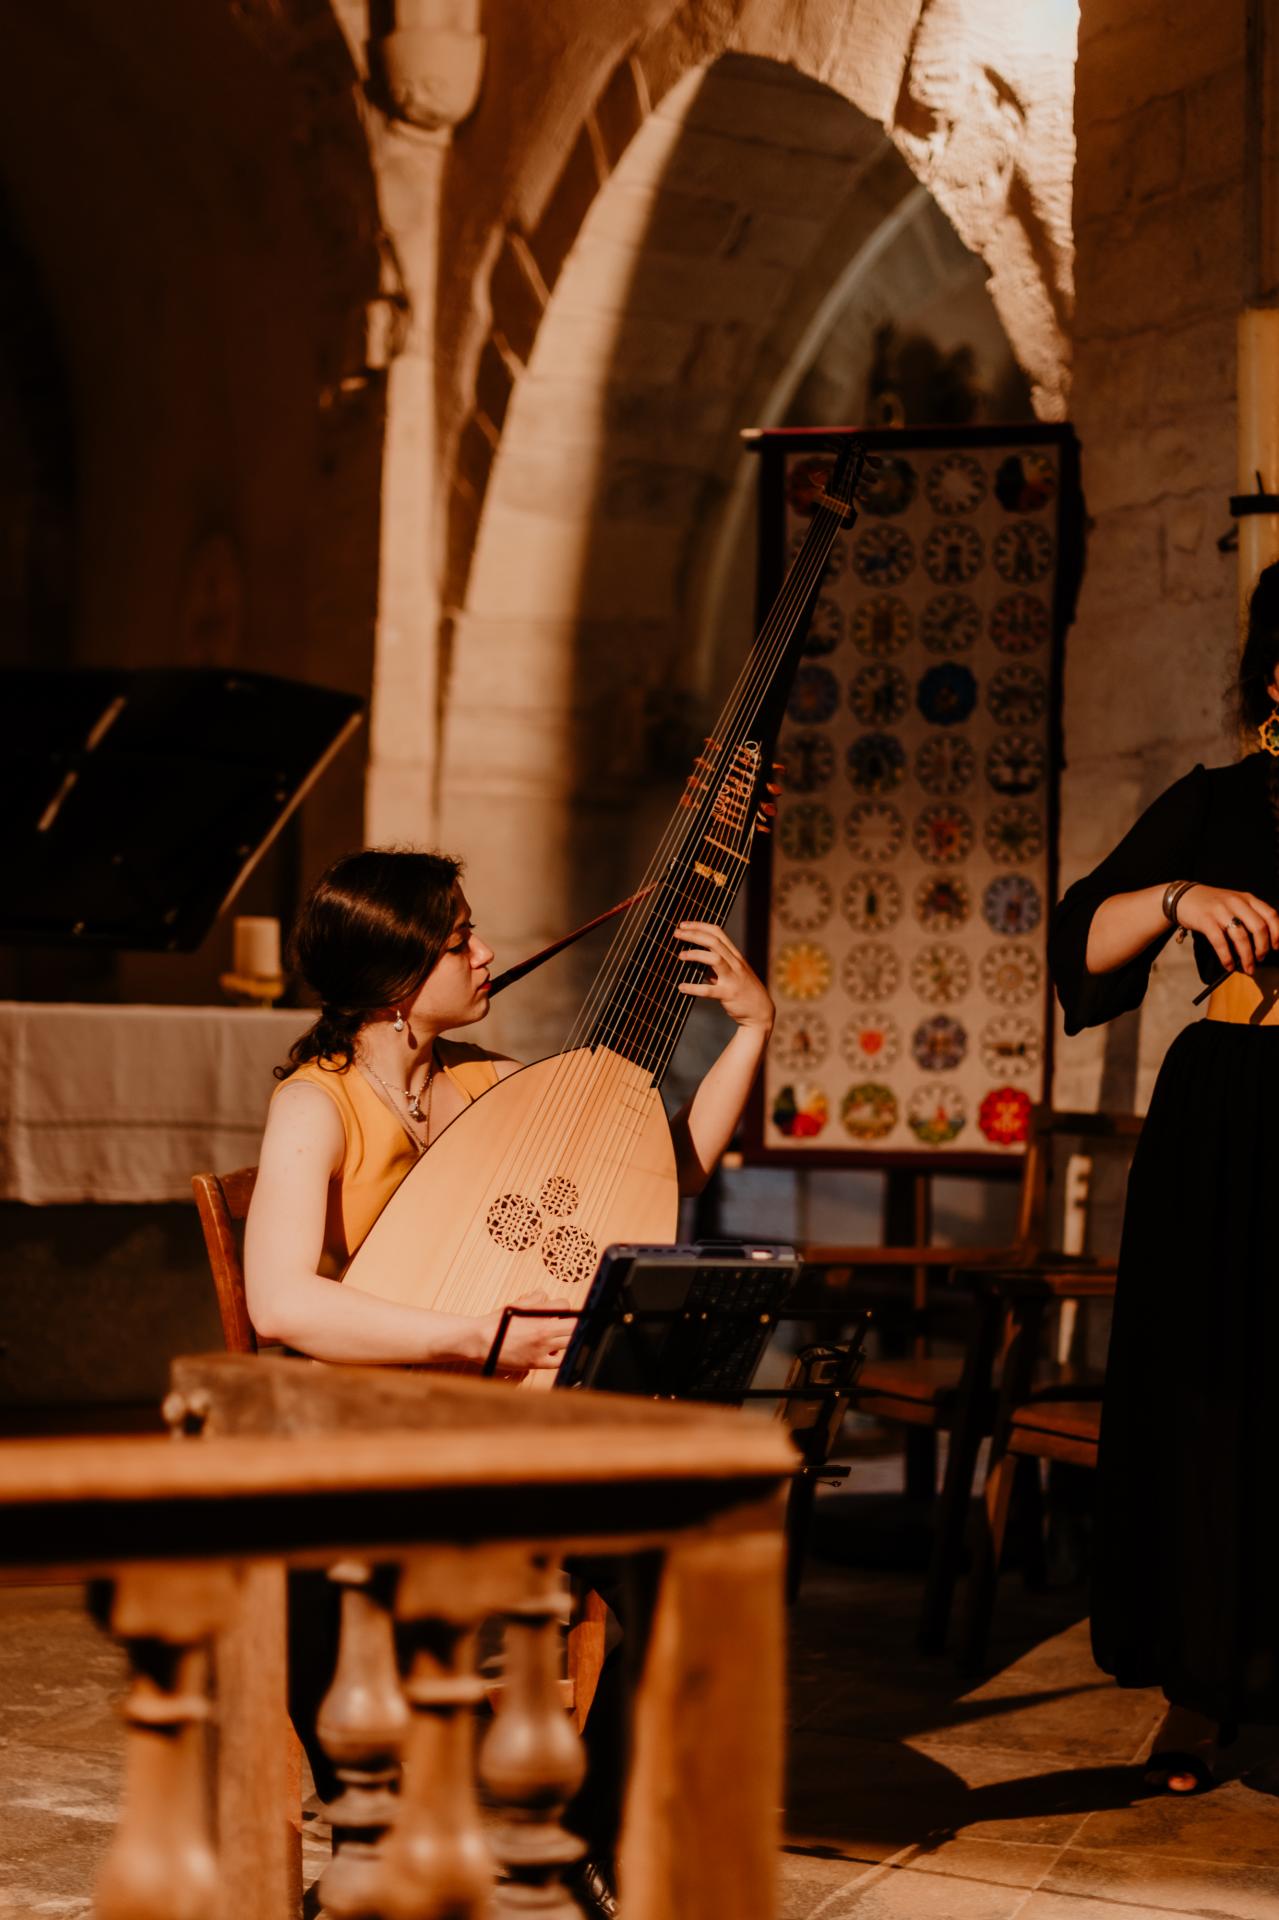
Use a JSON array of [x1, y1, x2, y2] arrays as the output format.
[[276, 848, 464, 1077], [1238, 561, 1279, 731]]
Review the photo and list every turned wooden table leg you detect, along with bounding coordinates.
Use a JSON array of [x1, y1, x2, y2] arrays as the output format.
[[213, 1560, 299, 1920], [620, 1502, 786, 1920], [374, 1545, 528, 1920], [317, 1561, 409, 1920], [480, 1553, 586, 1917], [92, 1564, 237, 1920]]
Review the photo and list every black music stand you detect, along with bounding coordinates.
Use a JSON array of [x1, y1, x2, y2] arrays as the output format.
[[2, 665, 363, 950], [481, 1241, 870, 1598]]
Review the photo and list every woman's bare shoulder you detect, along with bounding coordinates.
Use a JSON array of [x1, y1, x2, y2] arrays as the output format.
[[264, 1075, 347, 1161]]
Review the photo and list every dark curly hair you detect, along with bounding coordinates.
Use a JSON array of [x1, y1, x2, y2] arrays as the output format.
[[276, 848, 464, 1078], [1238, 560, 1279, 732]]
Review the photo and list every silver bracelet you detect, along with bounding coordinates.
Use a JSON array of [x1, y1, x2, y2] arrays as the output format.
[[1161, 879, 1196, 926]]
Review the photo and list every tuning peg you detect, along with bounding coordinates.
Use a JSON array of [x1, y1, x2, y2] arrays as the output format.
[[765, 782, 782, 796], [760, 802, 777, 817], [771, 760, 785, 773]]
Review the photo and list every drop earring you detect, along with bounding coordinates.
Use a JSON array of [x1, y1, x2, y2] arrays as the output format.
[[1261, 705, 1279, 757], [393, 1010, 405, 1033]]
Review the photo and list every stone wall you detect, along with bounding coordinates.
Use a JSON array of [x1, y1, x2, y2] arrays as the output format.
[[1058, 0, 1246, 1112]]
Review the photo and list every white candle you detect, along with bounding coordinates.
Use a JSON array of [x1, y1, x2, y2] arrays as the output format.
[[233, 915, 281, 979]]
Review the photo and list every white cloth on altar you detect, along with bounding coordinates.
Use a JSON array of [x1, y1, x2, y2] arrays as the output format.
[[0, 1002, 312, 1203]]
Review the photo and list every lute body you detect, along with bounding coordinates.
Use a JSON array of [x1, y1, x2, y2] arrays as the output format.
[[343, 1047, 679, 1378]]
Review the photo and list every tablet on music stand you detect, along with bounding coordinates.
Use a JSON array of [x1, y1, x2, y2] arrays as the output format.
[[554, 1240, 800, 1401]]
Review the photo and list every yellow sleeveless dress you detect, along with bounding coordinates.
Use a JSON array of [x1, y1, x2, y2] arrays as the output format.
[[277, 1042, 500, 1276]]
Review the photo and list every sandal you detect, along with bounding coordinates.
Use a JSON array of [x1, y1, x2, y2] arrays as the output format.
[[1142, 1705, 1236, 1795]]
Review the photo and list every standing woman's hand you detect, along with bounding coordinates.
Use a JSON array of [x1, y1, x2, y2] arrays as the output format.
[[674, 921, 775, 1032], [1175, 885, 1279, 976]]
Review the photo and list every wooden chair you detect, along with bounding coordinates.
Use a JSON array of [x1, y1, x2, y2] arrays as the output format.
[[191, 1168, 259, 1355], [953, 1259, 1119, 1674], [800, 1108, 1138, 1649]]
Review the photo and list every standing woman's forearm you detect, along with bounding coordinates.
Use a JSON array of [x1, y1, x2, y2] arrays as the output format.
[[1084, 885, 1173, 975]]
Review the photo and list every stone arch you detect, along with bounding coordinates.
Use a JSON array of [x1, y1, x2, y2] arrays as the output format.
[[445, 38, 1061, 1061], [441, 0, 1075, 628]]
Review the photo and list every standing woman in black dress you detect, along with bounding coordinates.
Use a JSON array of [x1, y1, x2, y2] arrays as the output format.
[[1049, 562, 1279, 1791]]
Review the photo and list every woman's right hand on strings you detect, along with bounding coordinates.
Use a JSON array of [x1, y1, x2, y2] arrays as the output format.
[[482, 1290, 577, 1371], [1175, 885, 1279, 975]]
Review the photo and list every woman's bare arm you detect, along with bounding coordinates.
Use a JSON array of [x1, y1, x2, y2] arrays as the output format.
[[1086, 883, 1279, 978]]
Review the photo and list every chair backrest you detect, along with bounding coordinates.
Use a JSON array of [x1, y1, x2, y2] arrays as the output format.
[[1013, 1107, 1143, 1255], [191, 1168, 259, 1355]]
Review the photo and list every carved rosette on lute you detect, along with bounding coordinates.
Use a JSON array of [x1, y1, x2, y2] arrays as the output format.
[[343, 437, 876, 1372]]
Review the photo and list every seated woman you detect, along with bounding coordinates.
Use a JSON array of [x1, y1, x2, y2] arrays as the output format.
[[244, 847, 774, 1912], [245, 846, 775, 1365]]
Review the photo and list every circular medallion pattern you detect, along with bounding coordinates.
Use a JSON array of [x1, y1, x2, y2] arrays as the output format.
[[926, 452, 987, 515], [910, 943, 971, 1005], [542, 1223, 599, 1284], [841, 1081, 900, 1142], [779, 729, 835, 793], [851, 594, 912, 658], [990, 592, 1050, 655], [861, 455, 917, 517], [915, 735, 976, 796], [852, 524, 915, 588], [979, 942, 1042, 1006], [979, 1015, 1041, 1078], [539, 1175, 579, 1217], [787, 663, 840, 725], [771, 1084, 829, 1140], [776, 868, 834, 931], [846, 731, 907, 794], [907, 1083, 967, 1146], [979, 1085, 1033, 1147], [849, 663, 910, 728], [840, 1012, 901, 1073], [913, 803, 975, 866], [844, 800, 905, 863], [988, 663, 1048, 726], [982, 874, 1043, 936], [921, 592, 981, 655], [779, 802, 835, 861], [487, 1193, 543, 1252], [773, 1011, 831, 1072], [914, 875, 971, 933], [805, 596, 843, 657], [994, 450, 1057, 514], [841, 871, 901, 933], [923, 521, 983, 586], [984, 803, 1045, 866], [916, 662, 978, 727], [842, 943, 902, 1002], [912, 1014, 968, 1073], [986, 734, 1046, 796], [993, 520, 1054, 584], [775, 941, 833, 1001]]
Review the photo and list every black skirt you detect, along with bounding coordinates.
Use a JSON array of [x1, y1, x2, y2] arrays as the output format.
[[1093, 1018, 1279, 1723]]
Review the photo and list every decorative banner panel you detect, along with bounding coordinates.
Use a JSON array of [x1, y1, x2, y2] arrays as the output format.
[[744, 425, 1082, 1170]]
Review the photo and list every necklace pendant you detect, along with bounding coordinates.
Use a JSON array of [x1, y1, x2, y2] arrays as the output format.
[[407, 1096, 425, 1122]]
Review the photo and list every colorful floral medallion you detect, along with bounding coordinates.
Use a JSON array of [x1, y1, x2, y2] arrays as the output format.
[[773, 1011, 831, 1072], [986, 733, 1046, 796], [989, 592, 1049, 655], [984, 803, 1045, 866], [841, 870, 902, 933], [982, 875, 1043, 936], [861, 456, 917, 517], [907, 1083, 967, 1146], [916, 663, 978, 727], [844, 800, 905, 863], [910, 943, 971, 1005], [849, 663, 910, 728], [914, 875, 971, 932], [979, 1016, 1041, 1078], [987, 663, 1048, 726], [923, 521, 984, 586], [851, 594, 912, 658], [840, 1012, 901, 1073], [779, 729, 836, 793], [779, 802, 835, 861], [787, 663, 840, 726], [913, 803, 975, 866], [775, 941, 833, 1002], [775, 869, 834, 931], [915, 734, 975, 796], [994, 450, 1057, 514], [979, 1084, 1032, 1147], [920, 592, 981, 655], [771, 1084, 830, 1139], [852, 524, 915, 588], [992, 520, 1053, 585], [842, 943, 902, 1002], [926, 453, 986, 516], [846, 731, 907, 794], [911, 1015, 968, 1073], [841, 1081, 900, 1142], [979, 942, 1042, 1006]]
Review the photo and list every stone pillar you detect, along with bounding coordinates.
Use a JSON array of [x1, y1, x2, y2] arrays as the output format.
[[363, 2, 485, 847]]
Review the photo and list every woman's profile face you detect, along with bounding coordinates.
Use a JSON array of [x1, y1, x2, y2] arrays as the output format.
[[407, 892, 494, 1030]]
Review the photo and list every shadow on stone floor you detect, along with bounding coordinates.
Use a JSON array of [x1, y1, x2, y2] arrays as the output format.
[[5, 1509, 1279, 1920]]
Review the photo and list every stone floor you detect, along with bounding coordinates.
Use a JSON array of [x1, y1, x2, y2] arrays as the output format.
[[4, 1522, 1279, 1919]]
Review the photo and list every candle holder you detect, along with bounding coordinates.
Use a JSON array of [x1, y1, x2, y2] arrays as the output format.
[[219, 968, 286, 1008]]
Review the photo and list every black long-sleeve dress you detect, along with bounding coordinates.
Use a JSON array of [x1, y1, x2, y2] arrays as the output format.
[[1050, 750, 1279, 1724]]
